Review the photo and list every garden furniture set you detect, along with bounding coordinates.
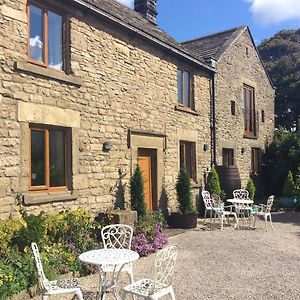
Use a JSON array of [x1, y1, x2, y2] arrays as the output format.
[[31, 224, 178, 300], [202, 189, 274, 231]]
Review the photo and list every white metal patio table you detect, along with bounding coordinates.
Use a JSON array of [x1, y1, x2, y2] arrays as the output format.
[[227, 199, 254, 228], [79, 248, 139, 300]]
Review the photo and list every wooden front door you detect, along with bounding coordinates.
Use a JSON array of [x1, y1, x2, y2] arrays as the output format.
[[137, 149, 157, 211]]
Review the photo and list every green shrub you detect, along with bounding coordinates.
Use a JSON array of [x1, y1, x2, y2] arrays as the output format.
[[246, 178, 256, 201], [130, 165, 147, 218], [207, 165, 226, 199], [176, 169, 197, 214], [283, 171, 296, 197], [12, 212, 46, 252], [0, 218, 25, 256]]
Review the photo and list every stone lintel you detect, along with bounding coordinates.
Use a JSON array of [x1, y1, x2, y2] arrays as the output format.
[[23, 191, 78, 205], [18, 101, 81, 128]]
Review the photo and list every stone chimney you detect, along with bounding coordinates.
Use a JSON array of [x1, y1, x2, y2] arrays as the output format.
[[134, 0, 158, 25]]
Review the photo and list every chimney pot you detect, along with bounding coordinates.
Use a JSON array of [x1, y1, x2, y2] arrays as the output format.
[[134, 0, 158, 25]]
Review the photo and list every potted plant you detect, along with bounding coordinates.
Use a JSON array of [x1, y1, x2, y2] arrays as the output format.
[[168, 169, 198, 229], [280, 171, 298, 208]]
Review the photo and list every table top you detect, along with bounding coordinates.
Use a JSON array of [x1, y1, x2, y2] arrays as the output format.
[[79, 248, 139, 266], [227, 199, 254, 204]]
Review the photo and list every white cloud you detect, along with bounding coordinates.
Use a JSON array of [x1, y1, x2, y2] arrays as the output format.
[[246, 0, 300, 25], [116, 0, 134, 9]]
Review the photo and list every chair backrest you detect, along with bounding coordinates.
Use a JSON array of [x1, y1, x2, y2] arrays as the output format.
[[151, 245, 178, 294], [233, 189, 249, 200], [31, 242, 49, 291], [265, 195, 274, 213], [201, 191, 213, 209], [101, 224, 133, 249], [211, 194, 223, 207]]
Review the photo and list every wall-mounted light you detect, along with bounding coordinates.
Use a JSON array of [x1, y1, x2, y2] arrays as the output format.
[[103, 141, 113, 151], [203, 144, 209, 151], [241, 147, 246, 154]]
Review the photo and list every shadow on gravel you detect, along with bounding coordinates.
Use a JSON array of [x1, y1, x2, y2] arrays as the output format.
[[270, 212, 300, 226]]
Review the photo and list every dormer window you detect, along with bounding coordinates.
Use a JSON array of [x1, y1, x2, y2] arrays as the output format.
[[177, 68, 194, 109], [28, 3, 66, 71]]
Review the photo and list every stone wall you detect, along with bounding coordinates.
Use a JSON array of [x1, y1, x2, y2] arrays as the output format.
[[0, 0, 212, 218], [214, 29, 275, 186]]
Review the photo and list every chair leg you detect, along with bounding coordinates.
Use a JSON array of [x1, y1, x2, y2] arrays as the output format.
[[76, 290, 83, 300], [169, 287, 176, 300], [269, 214, 274, 230], [42, 295, 48, 300], [220, 214, 224, 230], [264, 215, 268, 232], [204, 209, 207, 224]]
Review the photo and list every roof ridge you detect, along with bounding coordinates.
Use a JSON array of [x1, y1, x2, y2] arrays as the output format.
[[182, 25, 247, 44]]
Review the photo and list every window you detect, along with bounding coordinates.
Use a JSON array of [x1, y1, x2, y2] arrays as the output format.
[[28, 3, 66, 71], [251, 148, 262, 175], [231, 101, 236, 115], [177, 69, 193, 109], [243, 84, 256, 136], [261, 110, 265, 123], [179, 141, 196, 181], [222, 148, 234, 166], [30, 125, 70, 191]]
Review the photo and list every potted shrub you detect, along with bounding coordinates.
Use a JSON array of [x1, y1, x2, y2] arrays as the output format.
[[168, 169, 198, 229], [207, 165, 226, 199], [280, 171, 298, 208]]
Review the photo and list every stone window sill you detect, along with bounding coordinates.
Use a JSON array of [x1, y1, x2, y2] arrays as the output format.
[[15, 61, 82, 87], [175, 105, 199, 116], [23, 191, 78, 205], [243, 133, 258, 140]]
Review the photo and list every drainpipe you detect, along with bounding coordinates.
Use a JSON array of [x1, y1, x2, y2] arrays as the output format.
[[210, 59, 217, 166]]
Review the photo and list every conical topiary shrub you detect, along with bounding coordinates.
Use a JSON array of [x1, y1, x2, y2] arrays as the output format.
[[207, 165, 225, 198], [176, 169, 196, 214], [283, 171, 296, 197], [246, 178, 256, 201], [130, 165, 147, 218]]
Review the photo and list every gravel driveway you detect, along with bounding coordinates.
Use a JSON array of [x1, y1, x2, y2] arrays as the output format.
[[25, 212, 300, 300]]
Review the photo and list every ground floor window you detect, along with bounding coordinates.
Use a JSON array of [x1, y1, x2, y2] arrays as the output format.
[[251, 147, 262, 175], [30, 125, 70, 191], [222, 148, 234, 166], [179, 141, 196, 181]]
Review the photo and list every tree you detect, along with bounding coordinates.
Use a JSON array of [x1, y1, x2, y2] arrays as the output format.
[[258, 29, 300, 130], [206, 165, 225, 198], [130, 165, 147, 218], [176, 169, 196, 214], [246, 178, 256, 201]]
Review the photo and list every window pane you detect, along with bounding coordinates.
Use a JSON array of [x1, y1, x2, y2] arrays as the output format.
[[183, 71, 190, 107], [185, 143, 192, 177], [48, 12, 63, 70], [31, 130, 45, 186], [49, 130, 65, 187], [243, 88, 247, 131], [248, 90, 253, 129], [29, 5, 44, 62], [179, 143, 185, 170], [177, 70, 183, 104]]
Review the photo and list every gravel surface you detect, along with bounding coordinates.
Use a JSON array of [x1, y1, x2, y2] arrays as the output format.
[[24, 212, 300, 300]]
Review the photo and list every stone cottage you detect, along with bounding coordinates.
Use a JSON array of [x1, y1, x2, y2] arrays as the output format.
[[183, 26, 275, 189], [0, 0, 216, 218]]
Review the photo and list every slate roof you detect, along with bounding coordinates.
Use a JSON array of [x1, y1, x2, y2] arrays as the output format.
[[182, 26, 247, 63], [71, 0, 214, 71]]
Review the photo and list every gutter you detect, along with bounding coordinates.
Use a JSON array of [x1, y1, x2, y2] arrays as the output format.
[[71, 0, 215, 73], [210, 74, 217, 166]]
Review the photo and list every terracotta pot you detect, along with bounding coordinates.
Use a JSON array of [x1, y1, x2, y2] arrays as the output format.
[[167, 212, 198, 229]]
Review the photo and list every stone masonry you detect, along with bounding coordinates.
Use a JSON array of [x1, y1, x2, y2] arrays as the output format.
[[214, 29, 275, 186], [0, 0, 212, 218]]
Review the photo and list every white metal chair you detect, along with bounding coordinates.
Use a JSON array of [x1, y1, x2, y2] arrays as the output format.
[[250, 195, 275, 231], [31, 242, 83, 300], [121, 245, 178, 300], [100, 224, 134, 283], [232, 189, 252, 218], [201, 191, 215, 223], [202, 191, 237, 229]]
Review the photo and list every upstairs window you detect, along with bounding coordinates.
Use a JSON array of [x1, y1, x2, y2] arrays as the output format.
[[179, 141, 196, 181], [231, 101, 236, 115], [243, 84, 256, 136], [30, 125, 70, 191], [177, 69, 194, 109], [28, 3, 65, 71]]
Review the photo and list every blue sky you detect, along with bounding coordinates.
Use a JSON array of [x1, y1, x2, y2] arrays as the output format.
[[117, 0, 300, 44]]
